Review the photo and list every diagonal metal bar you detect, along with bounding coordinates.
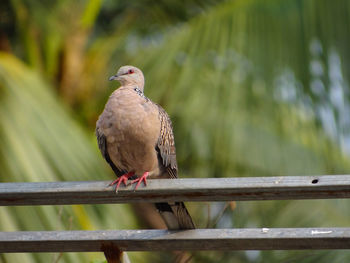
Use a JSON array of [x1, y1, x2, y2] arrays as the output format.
[[0, 175, 350, 206]]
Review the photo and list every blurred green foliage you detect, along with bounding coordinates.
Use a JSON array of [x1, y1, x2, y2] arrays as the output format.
[[1, 0, 350, 262]]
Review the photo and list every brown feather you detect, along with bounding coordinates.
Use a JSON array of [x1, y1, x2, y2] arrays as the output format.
[[156, 104, 178, 178], [96, 65, 195, 230]]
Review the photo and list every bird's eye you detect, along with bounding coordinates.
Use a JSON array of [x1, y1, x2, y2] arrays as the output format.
[[128, 69, 135, 74]]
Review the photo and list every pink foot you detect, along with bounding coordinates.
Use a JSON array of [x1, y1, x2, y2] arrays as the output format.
[[130, 171, 149, 190], [109, 172, 135, 192]]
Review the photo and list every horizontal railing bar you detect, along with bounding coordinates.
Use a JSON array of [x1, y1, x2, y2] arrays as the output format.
[[1, 228, 350, 252], [1, 175, 350, 206]]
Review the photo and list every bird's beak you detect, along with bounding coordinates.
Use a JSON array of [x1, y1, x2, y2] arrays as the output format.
[[109, 74, 119, 81]]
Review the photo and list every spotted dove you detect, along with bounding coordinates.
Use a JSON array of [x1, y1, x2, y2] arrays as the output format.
[[96, 65, 195, 230]]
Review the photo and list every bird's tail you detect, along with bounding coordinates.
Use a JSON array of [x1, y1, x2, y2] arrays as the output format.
[[155, 202, 195, 230]]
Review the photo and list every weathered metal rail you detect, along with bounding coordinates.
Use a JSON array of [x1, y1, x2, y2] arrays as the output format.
[[1, 228, 350, 252], [0, 175, 350, 206], [1, 175, 350, 256]]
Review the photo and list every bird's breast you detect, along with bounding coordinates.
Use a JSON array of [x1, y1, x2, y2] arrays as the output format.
[[97, 87, 161, 175], [104, 89, 160, 140]]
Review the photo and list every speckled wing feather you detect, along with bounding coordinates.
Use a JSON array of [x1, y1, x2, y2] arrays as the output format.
[[156, 105, 178, 179], [155, 105, 195, 229]]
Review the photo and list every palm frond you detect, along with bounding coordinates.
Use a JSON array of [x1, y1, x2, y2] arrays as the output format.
[[0, 53, 139, 263]]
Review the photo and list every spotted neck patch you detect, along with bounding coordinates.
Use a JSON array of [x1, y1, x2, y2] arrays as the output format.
[[134, 86, 149, 101]]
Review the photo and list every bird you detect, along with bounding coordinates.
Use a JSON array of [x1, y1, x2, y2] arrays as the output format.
[[96, 65, 195, 230]]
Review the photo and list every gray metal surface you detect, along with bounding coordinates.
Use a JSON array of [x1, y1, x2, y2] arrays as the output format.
[[1, 175, 350, 205], [1, 228, 350, 252]]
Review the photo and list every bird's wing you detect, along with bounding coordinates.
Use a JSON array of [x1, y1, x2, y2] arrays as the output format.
[[96, 127, 125, 177], [156, 104, 178, 178], [154, 104, 195, 229], [155, 202, 195, 229]]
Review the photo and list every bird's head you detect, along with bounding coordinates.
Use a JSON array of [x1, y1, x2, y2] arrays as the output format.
[[109, 65, 145, 90]]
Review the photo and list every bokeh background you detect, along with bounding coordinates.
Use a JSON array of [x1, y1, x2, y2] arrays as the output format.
[[1, 0, 350, 262]]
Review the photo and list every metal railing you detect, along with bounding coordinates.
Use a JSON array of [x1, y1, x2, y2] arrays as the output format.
[[1, 175, 350, 259]]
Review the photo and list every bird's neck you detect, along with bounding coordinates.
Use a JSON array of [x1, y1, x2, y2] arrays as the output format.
[[123, 83, 144, 93]]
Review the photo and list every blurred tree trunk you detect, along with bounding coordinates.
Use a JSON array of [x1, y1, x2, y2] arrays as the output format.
[[59, 29, 88, 105], [131, 203, 192, 263], [0, 32, 11, 52], [131, 203, 167, 229]]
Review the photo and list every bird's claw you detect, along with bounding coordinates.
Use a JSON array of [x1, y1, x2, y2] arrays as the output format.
[[130, 171, 149, 191], [109, 172, 134, 193]]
